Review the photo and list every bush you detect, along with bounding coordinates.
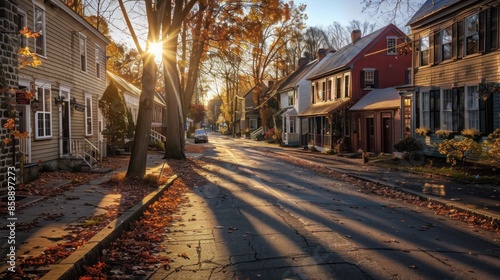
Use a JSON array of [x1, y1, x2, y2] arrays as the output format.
[[437, 138, 481, 167], [485, 128, 500, 164], [394, 137, 422, 153]]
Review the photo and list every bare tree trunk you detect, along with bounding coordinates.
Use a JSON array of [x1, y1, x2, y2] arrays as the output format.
[[126, 53, 156, 179], [163, 34, 185, 160]]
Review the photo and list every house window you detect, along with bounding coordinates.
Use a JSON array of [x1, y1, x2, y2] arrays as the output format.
[[33, 4, 46, 56], [249, 119, 257, 130], [466, 86, 479, 130], [421, 91, 430, 129], [289, 118, 295, 134], [336, 77, 341, 99], [35, 85, 52, 139], [363, 69, 375, 88], [288, 91, 295, 106], [322, 81, 326, 101], [420, 36, 430, 66], [441, 26, 452, 61], [344, 74, 350, 97], [95, 45, 102, 79], [442, 89, 453, 130], [80, 34, 87, 72], [85, 94, 93, 136], [17, 9, 28, 48], [466, 14, 479, 55], [387, 37, 397, 54]]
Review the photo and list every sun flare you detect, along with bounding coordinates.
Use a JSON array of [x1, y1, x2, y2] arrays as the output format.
[[148, 41, 163, 61]]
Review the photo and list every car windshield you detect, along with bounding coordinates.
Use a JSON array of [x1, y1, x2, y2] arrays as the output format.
[[195, 130, 206, 135]]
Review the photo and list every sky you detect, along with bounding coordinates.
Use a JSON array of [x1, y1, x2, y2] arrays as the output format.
[[300, 0, 415, 30]]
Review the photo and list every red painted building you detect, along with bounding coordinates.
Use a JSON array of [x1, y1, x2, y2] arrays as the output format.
[[300, 24, 412, 153]]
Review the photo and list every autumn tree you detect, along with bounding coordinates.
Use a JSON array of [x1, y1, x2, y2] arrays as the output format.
[[118, 0, 167, 179]]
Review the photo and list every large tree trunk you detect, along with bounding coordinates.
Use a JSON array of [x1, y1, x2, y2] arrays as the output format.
[[126, 53, 157, 179], [163, 35, 185, 160]]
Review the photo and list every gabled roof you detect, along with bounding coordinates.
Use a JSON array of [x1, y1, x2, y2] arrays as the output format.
[[306, 24, 403, 80], [277, 59, 320, 93], [107, 71, 165, 106], [406, 0, 463, 26], [349, 87, 400, 111]]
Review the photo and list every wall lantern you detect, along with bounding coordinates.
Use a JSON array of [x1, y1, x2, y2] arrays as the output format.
[[70, 97, 86, 112], [54, 96, 65, 106]]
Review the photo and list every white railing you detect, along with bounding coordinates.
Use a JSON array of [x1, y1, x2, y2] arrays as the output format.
[[69, 138, 102, 168], [250, 127, 263, 139], [150, 129, 166, 143], [19, 137, 29, 162]]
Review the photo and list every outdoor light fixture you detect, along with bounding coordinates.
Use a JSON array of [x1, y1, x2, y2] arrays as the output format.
[[70, 97, 86, 112], [54, 96, 65, 105]]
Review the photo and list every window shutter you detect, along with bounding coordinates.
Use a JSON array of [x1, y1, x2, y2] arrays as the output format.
[[452, 22, 458, 59], [360, 70, 365, 88], [429, 32, 435, 65], [415, 91, 421, 128], [434, 32, 441, 63], [414, 37, 421, 67], [490, 7, 498, 50], [479, 10, 486, 53], [457, 20, 464, 58], [452, 87, 464, 132], [430, 89, 440, 131], [479, 94, 494, 134], [374, 70, 379, 88]]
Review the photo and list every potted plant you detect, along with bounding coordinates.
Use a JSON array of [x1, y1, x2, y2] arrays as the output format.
[[435, 130, 455, 139], [461, 128, 481, 140]]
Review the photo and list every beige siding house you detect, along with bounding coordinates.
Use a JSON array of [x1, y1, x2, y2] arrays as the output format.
[[16, 0, 109, 171]]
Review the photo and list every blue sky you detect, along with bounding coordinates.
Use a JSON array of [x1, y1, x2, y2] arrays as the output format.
[[300, 0, 413, 29]]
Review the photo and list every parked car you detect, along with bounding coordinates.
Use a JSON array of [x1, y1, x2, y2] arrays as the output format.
[[194, 129, 208, 144]]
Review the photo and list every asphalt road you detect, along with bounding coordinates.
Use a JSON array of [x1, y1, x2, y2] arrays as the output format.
[[150, 133, 500, 279]]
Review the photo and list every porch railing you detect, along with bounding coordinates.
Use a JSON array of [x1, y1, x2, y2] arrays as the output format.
[[250, 127, 263, 139], [150, 129, 166, 143], [68, 138, 105, 168]]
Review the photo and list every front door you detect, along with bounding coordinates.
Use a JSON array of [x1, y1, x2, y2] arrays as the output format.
[[62, 100, 70, 154], [366, 118, 375, 153], [382, 117, 392, 153]]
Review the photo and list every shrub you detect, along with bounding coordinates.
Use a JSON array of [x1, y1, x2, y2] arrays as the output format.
[[461, 128, 480, 138], [437, 138, 481, 166], [394, 137, 422, 153], [415, 127, 430, 136], [435, 130, 455, 139], [485, 128, 500, 164]]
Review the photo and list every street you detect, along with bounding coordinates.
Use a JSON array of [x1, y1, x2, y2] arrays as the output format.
[[148, 133, 500, 280]]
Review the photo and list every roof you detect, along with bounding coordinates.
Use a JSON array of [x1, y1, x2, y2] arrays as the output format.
[[407, 0, 462, 26], [349, 88, 400, 111], [306, 24, 399, 80], [107, 71, 165, 106], [283, 107, 297, 117], [277, 59, 320, 93], [299, 98, 350, 117]]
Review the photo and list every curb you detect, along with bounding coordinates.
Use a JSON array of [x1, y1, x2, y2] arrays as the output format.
[[40, 175, 178, 280]]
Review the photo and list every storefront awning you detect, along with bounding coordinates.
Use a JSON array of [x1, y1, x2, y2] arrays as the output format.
[[299, 98, 349, 117]]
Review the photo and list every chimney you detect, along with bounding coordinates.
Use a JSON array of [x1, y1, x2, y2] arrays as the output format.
[[298, 57, 310, 69], [317, 48, 327, 61], [351, 30, 362, 44]]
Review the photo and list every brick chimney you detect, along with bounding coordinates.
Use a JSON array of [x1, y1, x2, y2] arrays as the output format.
[[298, 57, 310, 69], [351, 30, 362, 44], [317, 48, 327, 61]]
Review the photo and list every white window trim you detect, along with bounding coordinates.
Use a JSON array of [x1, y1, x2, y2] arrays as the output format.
[[344, 73, 350, 98], [95, 44, 102, 79], [79, 33, 87, 73], [465, 85, 480, 130], [420, 90, 431, 129], [33, 2, 46, 57], [34, 82, 52, 139], [17, 8, 28, 48], [85, 93, 93, 136], [363, 68, 375, 89], [387, 36, 397, 55], [441, 88, 453, 130]]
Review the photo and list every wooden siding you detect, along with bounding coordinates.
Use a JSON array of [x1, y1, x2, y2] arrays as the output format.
[[17, 0, 108, 163]]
